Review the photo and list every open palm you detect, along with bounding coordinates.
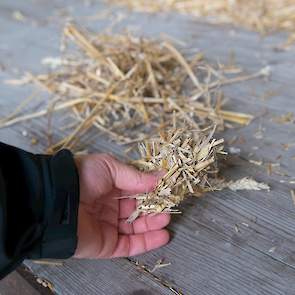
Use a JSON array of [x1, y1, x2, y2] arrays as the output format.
[[74, 154, 170, 259]]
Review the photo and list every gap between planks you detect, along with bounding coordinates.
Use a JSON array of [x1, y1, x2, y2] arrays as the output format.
[[125, 257, 182, 295]]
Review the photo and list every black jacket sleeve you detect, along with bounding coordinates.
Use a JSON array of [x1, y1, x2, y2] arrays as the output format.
[[0, 142, 79, 279]]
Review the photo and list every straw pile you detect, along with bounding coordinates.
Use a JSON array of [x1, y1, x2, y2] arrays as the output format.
[[110, 0, 295, 46], [0, 24, 270, 220], [1, 23, 267, 153]]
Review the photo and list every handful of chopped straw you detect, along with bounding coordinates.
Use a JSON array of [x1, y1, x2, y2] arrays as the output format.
[[0, 23, 266, 153], [128, 126, 225, 222]]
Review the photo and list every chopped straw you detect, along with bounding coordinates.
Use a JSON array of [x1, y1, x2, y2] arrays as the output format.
[[0, 23, 267, 153], [128, 125, 226, 222]]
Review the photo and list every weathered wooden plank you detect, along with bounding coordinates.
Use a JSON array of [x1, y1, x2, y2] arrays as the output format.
[[1, 0, 295, 294], [131, 223, 295, 295], [116, 154, 295, 294], [0, 271, 40, 295], [25, 258, 173, 295]]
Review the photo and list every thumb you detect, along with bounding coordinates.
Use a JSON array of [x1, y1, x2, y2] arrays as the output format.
[[103, 155, 162, 194]]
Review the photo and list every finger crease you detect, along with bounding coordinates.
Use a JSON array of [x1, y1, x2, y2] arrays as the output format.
[[97, 224, 105, 258], [131, 222, 135, 235], [143, 234, 148, 253], [127, 236, 131, 257], [144, 216, 149, 231], [102, 157, 115, 187]]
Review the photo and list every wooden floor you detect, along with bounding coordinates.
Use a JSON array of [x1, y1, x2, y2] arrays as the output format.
[[1, 1, 295, 294]]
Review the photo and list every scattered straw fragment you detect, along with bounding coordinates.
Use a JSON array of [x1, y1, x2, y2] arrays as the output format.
[[131, 259, 182, 294], [282, 143, 295, 151], [41, 57, 71, 69], [266, 162, 280, 176], [253, 124, 265, 140], [234, 224, 240, 233], [228, 146, 241, 155], [31, 137, 38, 145], [128, 126, 225, 222], [150, 259, 171, 272], [12, 10, 26, 22], [227, 177, 270, 191], [273, 112, 294, 124], [33, 259, 64, 266], [290, 190, 295, 206], [249, 159, 263, 166], [36, 277, 55, 292], [267, 163, 272, 176], [268, 246, 276, 253], [4, 75, 32, 86]]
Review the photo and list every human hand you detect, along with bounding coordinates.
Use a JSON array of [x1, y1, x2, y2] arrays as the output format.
[[74, 153, 170, 259]]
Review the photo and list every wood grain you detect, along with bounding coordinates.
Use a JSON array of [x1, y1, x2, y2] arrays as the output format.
[[26, 259, 173, 295], [0, 0, 295, 294]]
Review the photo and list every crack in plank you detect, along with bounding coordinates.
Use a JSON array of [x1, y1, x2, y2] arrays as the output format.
[[126, 258, 183, 295]]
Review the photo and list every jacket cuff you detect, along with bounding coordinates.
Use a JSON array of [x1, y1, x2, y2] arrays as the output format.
[[29, 150, 80, 259]]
